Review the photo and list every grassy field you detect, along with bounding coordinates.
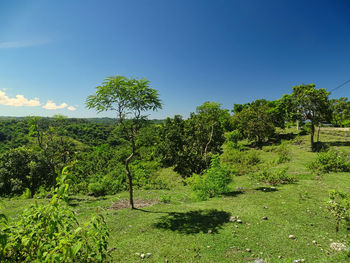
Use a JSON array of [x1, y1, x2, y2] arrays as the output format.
[[2, 128, 350, 262]]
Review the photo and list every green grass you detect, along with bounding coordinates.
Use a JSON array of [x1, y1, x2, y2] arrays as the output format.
[[2, 128, 350, 262]]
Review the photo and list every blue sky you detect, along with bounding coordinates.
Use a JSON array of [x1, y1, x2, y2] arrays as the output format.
[[0, 0, 349, 118]]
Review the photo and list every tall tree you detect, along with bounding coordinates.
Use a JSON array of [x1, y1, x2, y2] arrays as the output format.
[[86, 75, 162, 209], [330, 97, 350, 127], [291, 84, 331, 151]]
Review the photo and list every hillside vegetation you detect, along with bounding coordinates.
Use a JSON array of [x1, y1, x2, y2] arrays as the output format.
[[1, 80, 350, 262]]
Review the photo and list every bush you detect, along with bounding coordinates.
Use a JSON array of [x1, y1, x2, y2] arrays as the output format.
[[308, 149, 350, 174], [275, 143, 291, 164], [186, 157, 232, 200], [0, 168, 110, 262], [225, 130, 242, 149], [326, 190, 350, 233], [221, 147, 260, 175], [253, 167, 296, 186], [88, 182, 106, 197]]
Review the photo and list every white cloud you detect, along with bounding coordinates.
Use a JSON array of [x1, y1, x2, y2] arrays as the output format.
[[67, 106, 76, 111], [0, 39, 50, 49], [0, 91, 41, 106], [43, 100, 68, 110]]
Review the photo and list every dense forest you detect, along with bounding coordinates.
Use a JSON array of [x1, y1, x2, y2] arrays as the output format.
[[1, 79, 350, 262]]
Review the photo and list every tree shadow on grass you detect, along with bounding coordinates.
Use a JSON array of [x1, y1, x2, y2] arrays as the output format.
[[222, 190, 244, 197], [153, 209, 231, 234], [255, 186, 278, 192]]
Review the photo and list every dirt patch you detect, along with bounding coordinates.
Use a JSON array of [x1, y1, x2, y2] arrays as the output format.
[[110, 199, 158, 210]]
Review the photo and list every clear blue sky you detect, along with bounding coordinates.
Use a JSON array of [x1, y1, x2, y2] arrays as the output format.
[[1, 0, 349, 118]]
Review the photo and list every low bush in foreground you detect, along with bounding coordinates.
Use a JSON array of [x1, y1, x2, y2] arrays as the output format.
[[0, 169, 110, 262], [186, 157, 232, 200], [308, 148, 350, 174], [326, 190, 350, 233], [253, 167, 296, 186]]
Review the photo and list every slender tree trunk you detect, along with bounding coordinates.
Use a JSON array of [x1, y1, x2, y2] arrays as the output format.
[[125, 138, 135, 209], [311, 123, 315, 151], [204, 123, 215, 168], [296, 120, 299, 130], [317, 123, 321, 142]]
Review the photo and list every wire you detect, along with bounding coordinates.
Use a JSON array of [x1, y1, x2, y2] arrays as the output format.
[[330, 79, 350, 93]]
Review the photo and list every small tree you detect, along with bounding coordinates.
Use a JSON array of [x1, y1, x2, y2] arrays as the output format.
[[86, 75, 162, 209], [291, 84, 331, 151], [233, 105, 275, 146]]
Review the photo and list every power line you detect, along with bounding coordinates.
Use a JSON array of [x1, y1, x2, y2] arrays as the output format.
[[330, 79, 350, 93]]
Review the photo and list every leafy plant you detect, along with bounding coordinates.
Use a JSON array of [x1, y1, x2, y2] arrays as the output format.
[[186, 157, 232, 200], [326, 190, 350, 232], [275, 143, 291, 164], [253, 167, 296, 186], [221, 147, 260, 175], [0, 167, 110, 262], [308, 148, 350, 174]]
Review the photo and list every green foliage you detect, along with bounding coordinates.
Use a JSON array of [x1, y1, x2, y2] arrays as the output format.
[[264, 143, 291, 164], [225, 130, 242, 149], [159, 194, 171, 204], [88, 182, 106, 197], [0, 168, 110, 262], [0, 147, 51, 197], [86, 74, 162, 208], [20, 188, 32, 199], [330, 97, 350, 127], [158, 102, 230, 177], [326, 190, 350, 232], [233, 105, 275, 145], [308, 148, 350, 174], [221, 147, 260, 175], [291, 84, 331, 150], [186, 157, 232, 200], [253, 167, 296, 186]]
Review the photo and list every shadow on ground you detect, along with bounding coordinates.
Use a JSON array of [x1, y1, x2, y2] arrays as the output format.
[[153, 209, 231, 234], [222, 190, 244, 197], [255, 186, 278, 192]]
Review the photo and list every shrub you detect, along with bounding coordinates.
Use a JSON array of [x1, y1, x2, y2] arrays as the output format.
[[159, 195, 171, 204], [253, 167, 296, 186], [186, 157, 232, 200], [88, 182, 106, 197], [326, 190, 350, 232], [275, 143, 291, 164], [308, 149, 350, 174], [225, 130, 242, 149], [0, 168, 110, 262], [221, 148, 260, 175], [292, 135, 303, 145]]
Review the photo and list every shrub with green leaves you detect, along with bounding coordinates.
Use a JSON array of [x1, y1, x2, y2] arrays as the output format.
[[308, 148, 350, 174], [186, 157, 232, 200], [253, 167, 296, 186], [221, 147, 260, 175], [0, 168, 110, 262], [326, 190, 350, 233], [225, 130, 242, 149], [275, 143, 291, 164]]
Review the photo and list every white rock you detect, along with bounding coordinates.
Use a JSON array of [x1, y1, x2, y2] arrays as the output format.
[[140, 253, 145, 259], [289, 235, 296, 239], [330, 242, 347, 251], [146, 253, 152, 258]]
